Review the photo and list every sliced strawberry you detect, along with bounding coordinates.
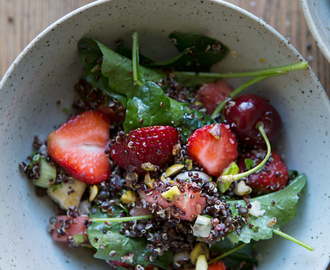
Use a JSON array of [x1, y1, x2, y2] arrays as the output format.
[[208, 260, 226, 270], [48, 111, 111, 184], [111, 126, 179, 175], [237, 149, 289, 193], [186, 124, 238, 177], [139, 181, 206, 221], [196, 80, 233, 115], [52, 215, 89, 243]]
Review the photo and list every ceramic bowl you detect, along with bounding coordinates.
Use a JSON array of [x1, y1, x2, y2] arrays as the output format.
[[1, 0, 329, 269], [300, 0, 330, 62]]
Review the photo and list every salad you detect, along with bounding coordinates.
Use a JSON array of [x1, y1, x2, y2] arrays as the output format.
[[19, 32, 313, 270]]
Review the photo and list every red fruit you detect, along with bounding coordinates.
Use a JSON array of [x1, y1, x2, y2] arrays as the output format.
[[186, 124, 238, 177], [197, 80, 233, 115], [139, 181, 206, 221], [52, 215, 89, 243], [111, 126, 179, 175], [48, 111, 111, 184], [208, 260, 226, 270], [237, 149, 289, 193], [223, 94, 282, 148]]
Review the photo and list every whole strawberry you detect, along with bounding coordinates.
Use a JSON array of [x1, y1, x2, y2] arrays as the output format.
[[48, 111, 111, 184], [237, 149, 289, 193], [186, 124, 238, 177], [111, 126, 179, 175]]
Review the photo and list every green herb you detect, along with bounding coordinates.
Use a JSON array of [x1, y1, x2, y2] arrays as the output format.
[[145, 32, 229, 72], [227, 174, 306, 244], [29, 153, 56, 188], [88, 207, 173, 268]]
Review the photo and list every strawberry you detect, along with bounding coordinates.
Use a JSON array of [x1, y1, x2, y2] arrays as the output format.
[[111, 126, 179, 175], [237, 149, 289, 193], [48, 111, 111, 184], [186, 124, 238, 177], [208, 260, 226, 270], [196, 80, 233, 115]]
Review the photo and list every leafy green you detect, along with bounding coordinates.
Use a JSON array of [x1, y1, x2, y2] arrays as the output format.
[[123, 80, 215, 141], [78, 38, 165, 107], [145, 32, 229, 72], [210, 239, 258, 270], [227, 174, 307, 244], [88, 207, 173, 268]]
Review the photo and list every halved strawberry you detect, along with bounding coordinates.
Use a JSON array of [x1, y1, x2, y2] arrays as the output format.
[[48, 111, 111, 184], [196, 80, 233, 115], [186, 124, 238, 177], [139, 181, 206, 221], [111, 126, 179, 175], [237, 149, 289, 193]]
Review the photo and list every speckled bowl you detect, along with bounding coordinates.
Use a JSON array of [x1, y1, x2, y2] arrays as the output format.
[[0, 0, 329, 269], [300, 0, 330, 63]]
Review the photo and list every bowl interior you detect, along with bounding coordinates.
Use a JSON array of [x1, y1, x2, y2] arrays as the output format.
[[1, 0, 330, 269]]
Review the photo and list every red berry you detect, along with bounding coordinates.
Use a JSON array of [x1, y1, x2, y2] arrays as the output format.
[[48, 111, 111, 184], [223, 94, 282, 147], [110, 126, 179, 175], [186, 124, 238, 177], [237, 149, 289, 193], [208, 260, 226, 270], [196, 80, 233, 115]]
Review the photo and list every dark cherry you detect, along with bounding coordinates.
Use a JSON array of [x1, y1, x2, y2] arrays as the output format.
[[223, 94, 282, 147]]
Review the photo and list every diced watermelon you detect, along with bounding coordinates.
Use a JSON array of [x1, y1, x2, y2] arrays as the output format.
[[139, 183, 206, 221], [52, 215, 89, 242]]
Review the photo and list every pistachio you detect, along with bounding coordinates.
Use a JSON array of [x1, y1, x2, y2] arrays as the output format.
[[161, 186, 181, 201], [89, 185, 98, 202], [121, 190, 137, 204], [190, 242, 209, 265], [165, 164, 185, 178]]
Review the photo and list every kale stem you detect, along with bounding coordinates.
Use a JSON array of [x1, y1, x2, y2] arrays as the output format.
[[173, 61, 308, 79], [132, 31, 143, 86], [218, 124, 271, 183], [211, 74, 281, 119], [90, 214, 153, 223], [208, 243, 247, 265], [273, 229, 315, 251]]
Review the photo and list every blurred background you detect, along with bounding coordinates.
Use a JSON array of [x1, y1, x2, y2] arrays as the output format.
[[1, 0, 330, 97]]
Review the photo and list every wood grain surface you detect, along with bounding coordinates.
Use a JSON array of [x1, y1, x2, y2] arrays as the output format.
[[1, 0, 330, 99]]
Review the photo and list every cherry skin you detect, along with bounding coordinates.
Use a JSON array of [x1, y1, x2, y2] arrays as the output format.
[[222, 94, 282, 147]]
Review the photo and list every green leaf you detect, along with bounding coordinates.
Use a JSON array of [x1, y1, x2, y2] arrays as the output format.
[[88, 207, 173, 268], [227, 174, 307, 244], [123, 80, 215, 141], [146, 32, 229, 72], [78, 38, 165, 107], [210, 238, 258, 269]]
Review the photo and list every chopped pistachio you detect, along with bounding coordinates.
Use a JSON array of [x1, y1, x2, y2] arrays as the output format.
[[161, 186, 181, 201], [144, 173, 154, 188], [172, 143, 181, 156], [190, 242, 209, 265], [121, 190, 137, 204], [165, 164, 185, 177], [141, 162, 157, 172], [89, 185, 98, 202]]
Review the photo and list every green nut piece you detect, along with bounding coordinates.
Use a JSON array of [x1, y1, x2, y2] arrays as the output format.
[[161, 186, 181, 201], [165, 164, 185, 178], [190, 242, 209, 265], [121, 190, 137, 204]]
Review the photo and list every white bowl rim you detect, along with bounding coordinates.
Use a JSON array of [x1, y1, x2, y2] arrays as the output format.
[[300, 0, 330, 63], [0, 0, 325, 97]]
